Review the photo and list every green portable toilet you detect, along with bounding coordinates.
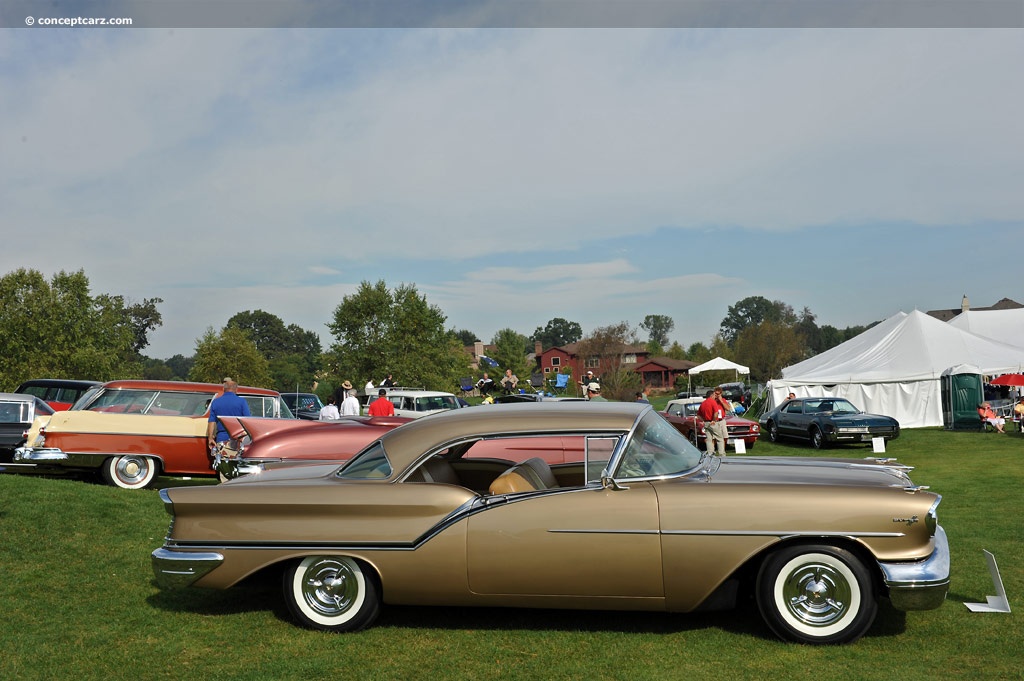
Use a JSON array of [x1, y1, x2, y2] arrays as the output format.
[[941, 364, 983, 430]]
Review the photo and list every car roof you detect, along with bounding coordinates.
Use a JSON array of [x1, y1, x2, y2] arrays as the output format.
[[387, 390, 458, 398], [377, 401, 648, 473], [0, 392, 41, 402], [666, 397, 703, 406], [16, 379, 102, 389], [98, 379, 280, 396]]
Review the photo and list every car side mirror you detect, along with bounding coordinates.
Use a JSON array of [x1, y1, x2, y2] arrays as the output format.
[[600, 469, 629, 491]]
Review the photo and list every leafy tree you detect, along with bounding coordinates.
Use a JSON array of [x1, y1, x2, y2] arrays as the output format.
[[326, 281, 466, 392], [640, 314, 674, 347], [575, 322, 640, 400], [226, 310, 322, 391], [452, 328, 479, 346], [686, 342, 712, 364], [227, 310, 290, 355], [491, 328, 531, 382], [531, 318, 583, 349], [719, 296, 796, 345], [664, 341, 688, 360], [0, 268, 142, 389], [122, 297, 163, 353], [188, 326, 273, 387], [142, 357, 175, 381], [164, 354, 195, 381], [733, 321, 805, 382]]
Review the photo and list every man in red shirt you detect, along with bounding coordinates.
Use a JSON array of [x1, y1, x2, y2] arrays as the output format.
[[698, 387, 731, 456], [367, 388, 395, 417]]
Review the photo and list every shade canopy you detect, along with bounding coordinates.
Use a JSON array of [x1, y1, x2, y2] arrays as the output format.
[[688, 357, 750, 375]]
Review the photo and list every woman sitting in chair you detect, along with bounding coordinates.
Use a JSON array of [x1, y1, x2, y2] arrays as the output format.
[[978, 402, 1006, 433]]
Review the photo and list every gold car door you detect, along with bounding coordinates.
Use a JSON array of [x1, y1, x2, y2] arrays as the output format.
[[466, 483, 661, 597]]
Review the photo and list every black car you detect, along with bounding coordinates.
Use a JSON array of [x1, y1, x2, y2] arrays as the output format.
[[281, 392, 325, 420], [15, 378, 101, 411], [0, 392, 54, 462], [759, 397, 900, 449]]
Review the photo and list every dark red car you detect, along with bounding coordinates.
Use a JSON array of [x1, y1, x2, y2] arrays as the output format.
[[214, 415, 413, 479], [661, 397, 760, 450]]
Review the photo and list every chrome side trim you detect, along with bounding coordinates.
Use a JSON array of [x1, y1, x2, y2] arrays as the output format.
[[879, 525, 950, 611], [551, 529, 905, 538], [151, 547, 224, 589]]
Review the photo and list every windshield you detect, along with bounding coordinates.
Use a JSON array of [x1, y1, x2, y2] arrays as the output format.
[[338, 441, 392, 479], [804, 398, 859, 414], [615, 411, 704, 479]]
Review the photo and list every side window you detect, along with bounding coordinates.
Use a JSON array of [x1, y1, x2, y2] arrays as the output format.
[[21, 386, 47, 399]]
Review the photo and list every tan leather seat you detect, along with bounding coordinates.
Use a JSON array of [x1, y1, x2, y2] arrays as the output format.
[[488, 457, 558, 495], [416, 457, 461, 486]]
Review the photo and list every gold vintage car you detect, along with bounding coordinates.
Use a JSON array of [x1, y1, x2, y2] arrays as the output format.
[[152, 402, 949, 644]]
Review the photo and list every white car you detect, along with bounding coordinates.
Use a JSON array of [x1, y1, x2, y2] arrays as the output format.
[[363, 388, 463, 419]]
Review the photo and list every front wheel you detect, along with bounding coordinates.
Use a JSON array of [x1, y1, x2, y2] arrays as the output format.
[[101, 455, 157, 489], [756, 544, 877, 644], [810, 426, 825, 450], [283, 556, 380, 632], [767, 421, 780, 443]]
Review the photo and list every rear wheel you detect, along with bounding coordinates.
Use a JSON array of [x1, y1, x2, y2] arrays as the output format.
[[756, 544, 877, 645], [101, 455, 157, 489], [283, 556, 380, 632]]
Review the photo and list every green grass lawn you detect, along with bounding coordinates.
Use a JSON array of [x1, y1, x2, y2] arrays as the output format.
[[1, 427, 1021, 680]]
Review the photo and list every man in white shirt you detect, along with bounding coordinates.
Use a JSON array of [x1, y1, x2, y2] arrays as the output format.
[[340, 380, 361, 416], [318, 396, 340, 421]]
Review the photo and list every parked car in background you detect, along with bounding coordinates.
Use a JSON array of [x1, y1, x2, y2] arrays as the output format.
[[213, 415, 412, 479], [153, 402, 948, 645], [365, 388, 463, 418], [759, 397, 901, 449], [12, 380, 292, 489], [15, 378, 101, 411], [492, 394, 586, 404], [0, 393, 54, 462], [661, 397, 760, 450], [281, 392, 325, 420]]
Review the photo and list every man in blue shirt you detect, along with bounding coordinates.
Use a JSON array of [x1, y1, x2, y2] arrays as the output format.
[[206, 378, 251, 450]]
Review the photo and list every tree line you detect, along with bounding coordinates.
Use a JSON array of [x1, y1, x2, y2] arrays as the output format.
[[0, 269, 869, 398]]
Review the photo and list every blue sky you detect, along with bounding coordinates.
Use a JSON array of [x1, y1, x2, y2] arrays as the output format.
[[2, 9, 1021, 359]]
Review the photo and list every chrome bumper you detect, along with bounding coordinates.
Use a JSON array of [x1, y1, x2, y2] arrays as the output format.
[[13, 447, 68, 462], [212, 451, 263, 480], [879, 525, 950, 611], [152, 547, 224, 589]]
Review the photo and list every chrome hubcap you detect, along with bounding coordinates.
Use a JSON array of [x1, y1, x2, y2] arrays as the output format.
[[782, 562, 851, 626], [302, 559, 359, 617]]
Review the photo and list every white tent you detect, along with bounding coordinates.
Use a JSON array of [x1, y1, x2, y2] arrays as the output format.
[[948, 308, 1024, 349], [768, 310, 1024, 428], [689, 357, 750, 376]]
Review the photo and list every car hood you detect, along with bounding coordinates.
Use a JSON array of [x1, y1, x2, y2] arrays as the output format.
[[825, 413, 896, 425], [710, 455, 914, 488]]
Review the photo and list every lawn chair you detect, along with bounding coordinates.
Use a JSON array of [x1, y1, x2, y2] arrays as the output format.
[[551, 373, 570, 394], [527, 373, 544, 394], [458, 377, 476, 397]]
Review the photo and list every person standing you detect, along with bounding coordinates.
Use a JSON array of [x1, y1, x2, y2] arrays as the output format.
[[206, 378, 251, 451], [340, 381, 360, 416], [368, 388, 395, 416], [699, 387, 731, 456], [381, 373, 395, 388], [587, 382, 607, 402], [319, 395, 340, 421]]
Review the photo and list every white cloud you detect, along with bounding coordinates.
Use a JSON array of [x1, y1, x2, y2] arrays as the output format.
[[1, 27, 1020, 359]]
